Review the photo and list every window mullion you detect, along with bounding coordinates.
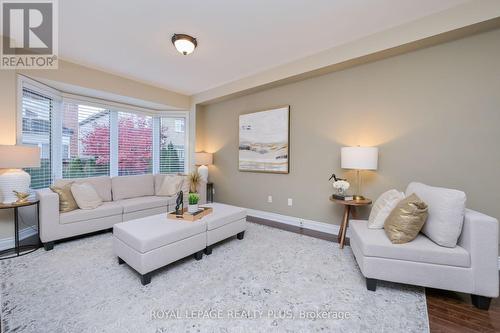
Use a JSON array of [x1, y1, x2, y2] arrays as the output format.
[[110, 110, 118, 177], [153, 117, 160, 174], [52, 99, 63, 180]]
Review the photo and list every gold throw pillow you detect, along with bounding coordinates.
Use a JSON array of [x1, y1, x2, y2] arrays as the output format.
[[384, 193, 428, 244], [50, 183, 78, 213]]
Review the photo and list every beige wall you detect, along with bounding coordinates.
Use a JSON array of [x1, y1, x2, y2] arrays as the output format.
[[0, 70, 17, 145], [197, 28, 500, 240]]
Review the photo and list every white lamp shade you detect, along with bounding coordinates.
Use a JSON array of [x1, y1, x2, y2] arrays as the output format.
[[0, 145, 40, 169], [195, 152, 213, 166], [341, 146, 378, 170]]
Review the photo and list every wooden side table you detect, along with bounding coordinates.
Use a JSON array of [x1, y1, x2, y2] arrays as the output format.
[[330, 197, 372, 249]]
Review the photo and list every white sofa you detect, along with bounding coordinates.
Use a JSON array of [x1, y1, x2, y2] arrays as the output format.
[[350, 208, 499, 310], [36, 174, 206, 250]]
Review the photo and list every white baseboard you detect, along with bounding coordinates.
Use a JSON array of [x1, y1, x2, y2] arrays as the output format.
[[246, 207, 500, 270], [246, 208, 346, 237], [0, 227, 38, 252]]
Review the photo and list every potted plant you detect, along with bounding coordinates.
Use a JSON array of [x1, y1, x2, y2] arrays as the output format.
[[188, 171, 201, 194], [188, 193, 200, 214]]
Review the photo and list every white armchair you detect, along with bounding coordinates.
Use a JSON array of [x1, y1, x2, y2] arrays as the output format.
[[350, 208, 499, 310]]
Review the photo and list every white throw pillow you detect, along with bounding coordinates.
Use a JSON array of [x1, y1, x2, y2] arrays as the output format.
[[157, 175, 184, 196], [71, 183, 103, 210], [405, 182, 466, 248], [368, 189, 405, 229]]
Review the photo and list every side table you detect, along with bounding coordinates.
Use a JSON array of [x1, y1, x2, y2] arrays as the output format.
[[207, 182, 214, 203], [0, 198, 40, 260], [330, 197, 372, 249]]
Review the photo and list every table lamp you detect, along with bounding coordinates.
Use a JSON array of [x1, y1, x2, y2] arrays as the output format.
[[195, 152, 213, 182], [341, 146, 378, 200], [0, 145, 40, 203]]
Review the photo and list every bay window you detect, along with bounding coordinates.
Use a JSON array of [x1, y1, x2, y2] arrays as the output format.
[[18, 77, 190, 189]]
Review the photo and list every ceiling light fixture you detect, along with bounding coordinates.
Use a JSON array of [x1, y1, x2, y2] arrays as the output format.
[[172, 34, 197, 55]]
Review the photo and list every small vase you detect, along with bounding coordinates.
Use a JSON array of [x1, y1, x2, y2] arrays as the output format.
[[188, 204, 199, 214]]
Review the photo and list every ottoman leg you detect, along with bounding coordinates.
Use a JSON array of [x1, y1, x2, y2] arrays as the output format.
[[194, 250, 203, 261], [237, 231, 245, 240], [204, 246, 213, 255], [141, 273, 152, 286], [118, 257, 125, 265], [366, 278, 377, 291]]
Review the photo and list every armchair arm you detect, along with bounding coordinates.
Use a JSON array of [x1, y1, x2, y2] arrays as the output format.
[[36, 188, 60, 243], [458, 209, 499, 297]]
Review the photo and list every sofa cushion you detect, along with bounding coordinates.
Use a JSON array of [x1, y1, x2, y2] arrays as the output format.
[[116, 196, 174, 213], [368, 189, 404, 229], [154, 174, 187, 195], [71, 183, 103, 210], [406, 182, 466, 248], [113, 214, 206, 253], [202, 203, 247, 231], [60, 202, 123, 224], [112, 174, 154, 200], [157, 175, 184, 196], [55, 176, 112, 202], [350, 219, 470, 268]]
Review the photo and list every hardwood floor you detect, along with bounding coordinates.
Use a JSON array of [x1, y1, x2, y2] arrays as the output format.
[[247, 217, 500, 333], [427, 287, 500, 333]]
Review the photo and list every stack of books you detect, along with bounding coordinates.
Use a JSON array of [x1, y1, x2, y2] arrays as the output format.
[[331, 194, 354, 201]]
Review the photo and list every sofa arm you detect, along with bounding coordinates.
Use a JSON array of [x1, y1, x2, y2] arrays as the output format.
[[36, 188, 60, 243], [458, 209, 499, 298]]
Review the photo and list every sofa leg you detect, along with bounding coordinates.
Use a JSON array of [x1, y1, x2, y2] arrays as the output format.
[[43, 242, 54, 251], [140, 273, 152, 286], [471, 294, 491, 310], [118, 257, 125, 265], [237, 231, 245, 240], [194, 250, 203, 261], [366, 278, 377, 291], [204, 246, 213, 255]]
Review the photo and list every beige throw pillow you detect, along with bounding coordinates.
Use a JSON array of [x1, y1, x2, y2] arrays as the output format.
[[368, 189, 405, 229], [384, 193, 428, 244], [71, 183, 103, 210], [157, 175, 184, 196], [50, 183, 78, 213]]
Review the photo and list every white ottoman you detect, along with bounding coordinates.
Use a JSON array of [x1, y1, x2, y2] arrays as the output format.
[[201, 203, 247, 255], [113, 214, 206, 285]]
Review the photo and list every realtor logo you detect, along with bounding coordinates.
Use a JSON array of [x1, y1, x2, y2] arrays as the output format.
[[1, 0, 58, 69]]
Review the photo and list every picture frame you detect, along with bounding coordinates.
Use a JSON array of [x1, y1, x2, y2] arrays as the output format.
[[238, 105, 290, 174]]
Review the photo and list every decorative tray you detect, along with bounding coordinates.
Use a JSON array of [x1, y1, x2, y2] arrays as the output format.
[[167, 207, 213, 221]]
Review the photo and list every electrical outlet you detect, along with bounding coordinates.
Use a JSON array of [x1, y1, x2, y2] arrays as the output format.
[[288, 198, 293, 206], [268, 195, 273, 203]]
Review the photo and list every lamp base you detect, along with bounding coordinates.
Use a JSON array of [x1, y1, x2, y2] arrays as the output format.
[[0, 169, 31, 204], [198, 165, 208, 182], [353, 194, 366, 201]]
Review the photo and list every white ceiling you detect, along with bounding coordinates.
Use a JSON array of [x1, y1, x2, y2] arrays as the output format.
[[60, 0, 469, 95]]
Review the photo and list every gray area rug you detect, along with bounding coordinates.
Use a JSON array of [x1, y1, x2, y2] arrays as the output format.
[[1, 223, 428, 333]]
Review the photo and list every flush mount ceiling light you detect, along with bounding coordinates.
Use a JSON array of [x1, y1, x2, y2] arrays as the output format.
[[172, 34, 197, 55]]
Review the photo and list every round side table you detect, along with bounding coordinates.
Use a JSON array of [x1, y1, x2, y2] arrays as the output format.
[[330, 197, 372, 249], [0, 198, 40, 260]]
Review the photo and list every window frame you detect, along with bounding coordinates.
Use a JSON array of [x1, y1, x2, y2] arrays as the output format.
[[16, 75, 191, 186]]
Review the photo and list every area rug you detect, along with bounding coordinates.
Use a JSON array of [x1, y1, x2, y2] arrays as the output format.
[[1, 223, 428, 332]]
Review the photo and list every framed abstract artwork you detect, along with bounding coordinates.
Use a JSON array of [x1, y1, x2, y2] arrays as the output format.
[[239, 106, 289, 173]]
